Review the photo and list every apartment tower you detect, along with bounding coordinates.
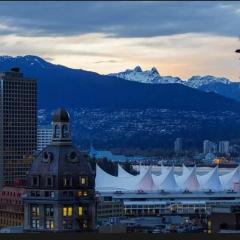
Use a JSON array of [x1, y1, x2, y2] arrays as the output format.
[[0, 68, 37, 188]]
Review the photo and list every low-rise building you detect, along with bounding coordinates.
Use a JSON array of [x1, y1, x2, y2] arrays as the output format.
[[210, 205, 240, 233], [96, 195, 124, 223], [0, 186, 26, 227]]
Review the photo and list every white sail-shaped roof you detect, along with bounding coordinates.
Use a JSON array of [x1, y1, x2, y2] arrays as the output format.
[[161, 163, 171, 175], [96, 164, 154, 192], [96, 164, 240, 193], [175, 164, 191, 184], [118, 164, 134, 178], [182, 164, 191, 175], [96, 164, 123, 191], [152, 165, 171, 186], [179, 166, 200, 192], [136, 167, 156, 191], [139, 165, 149, 176], [157, 166, 180, 192], [198, 166, 223, 192], [220, 166, 240, 190]]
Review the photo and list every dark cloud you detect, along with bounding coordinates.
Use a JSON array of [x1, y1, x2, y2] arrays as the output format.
[[95, 60, 121, 64], [0, 1, 239, 37], [44, 57, 54, 62]]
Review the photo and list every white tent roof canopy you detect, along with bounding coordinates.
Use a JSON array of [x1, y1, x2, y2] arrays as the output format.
[[96, 164, 240, 193]]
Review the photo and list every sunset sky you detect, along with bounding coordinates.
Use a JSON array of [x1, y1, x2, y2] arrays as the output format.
[[0, 1, 240, 80]]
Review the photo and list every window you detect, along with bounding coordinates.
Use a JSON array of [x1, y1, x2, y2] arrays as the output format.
[[63, 220, 72, 229], [77, 191, 88, 197], [78, 207, 83, 216], [62, 124, 69, 138], [63, 176, 72, 187], [31, 219, 40, 229], [54, 125, 60, 138], [83, 220, 88, 229], [31, 205, 40, 216], [79, 176, 88, 186], [45, 176, 53, 187], [45, 220, 54, 230], [45, 191, 54, 198], [31, 176, 40, 187], [45, 205, 54, 217], [63, 206, 73, 217], [30, 191, 35, 197]]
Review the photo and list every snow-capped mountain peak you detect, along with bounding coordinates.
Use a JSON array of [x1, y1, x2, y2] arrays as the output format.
[[134, 65, 142, 72], [151, 67, 159, 74], [109, 66, 233, 88], [109, 66, 183, 84], [186, 75, 231, 88]]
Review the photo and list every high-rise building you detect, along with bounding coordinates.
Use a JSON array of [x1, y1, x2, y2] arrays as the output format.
[[24, 108, 96, 232], [0, 68, 37, 189], [174, 138, 183, 153], [203, 140, 217, 154], [218, 141, 230, 154], [37, 126, 52, 152]]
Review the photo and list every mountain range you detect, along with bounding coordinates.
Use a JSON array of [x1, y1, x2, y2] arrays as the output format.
[[0, 55, 239, 112], [1, 55, 240, 150], [109, 66, 240, 102]]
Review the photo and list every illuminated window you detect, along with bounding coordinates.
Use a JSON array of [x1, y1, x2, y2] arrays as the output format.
[[31, 205, 40, 216], [78, 207, 83, 216], [77, 191, 83, 197], [63, 206, 73, 217], [31, 219, 40, 229], [45, 220, 54, 229], [83, 191, 88, 196], [79, 176, 88, 186], [81, 177, 86, 184]]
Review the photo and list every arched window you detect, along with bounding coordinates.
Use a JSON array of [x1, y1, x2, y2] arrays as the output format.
[[62, 124, 69, 138], [54, 125, 60, 138]]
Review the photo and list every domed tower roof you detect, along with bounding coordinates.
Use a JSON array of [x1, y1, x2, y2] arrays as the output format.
[[52, 108, 70, 123], [28, 107, 95, 188]]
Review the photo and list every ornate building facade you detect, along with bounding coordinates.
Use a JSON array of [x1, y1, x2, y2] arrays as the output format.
[[24, 108, 96, 232]]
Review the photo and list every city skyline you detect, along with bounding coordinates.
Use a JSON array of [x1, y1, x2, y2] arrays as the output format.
[[0, 1, 239, 80]]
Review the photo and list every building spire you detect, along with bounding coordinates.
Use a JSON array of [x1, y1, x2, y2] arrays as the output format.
[[52, 108, 72, 144]]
